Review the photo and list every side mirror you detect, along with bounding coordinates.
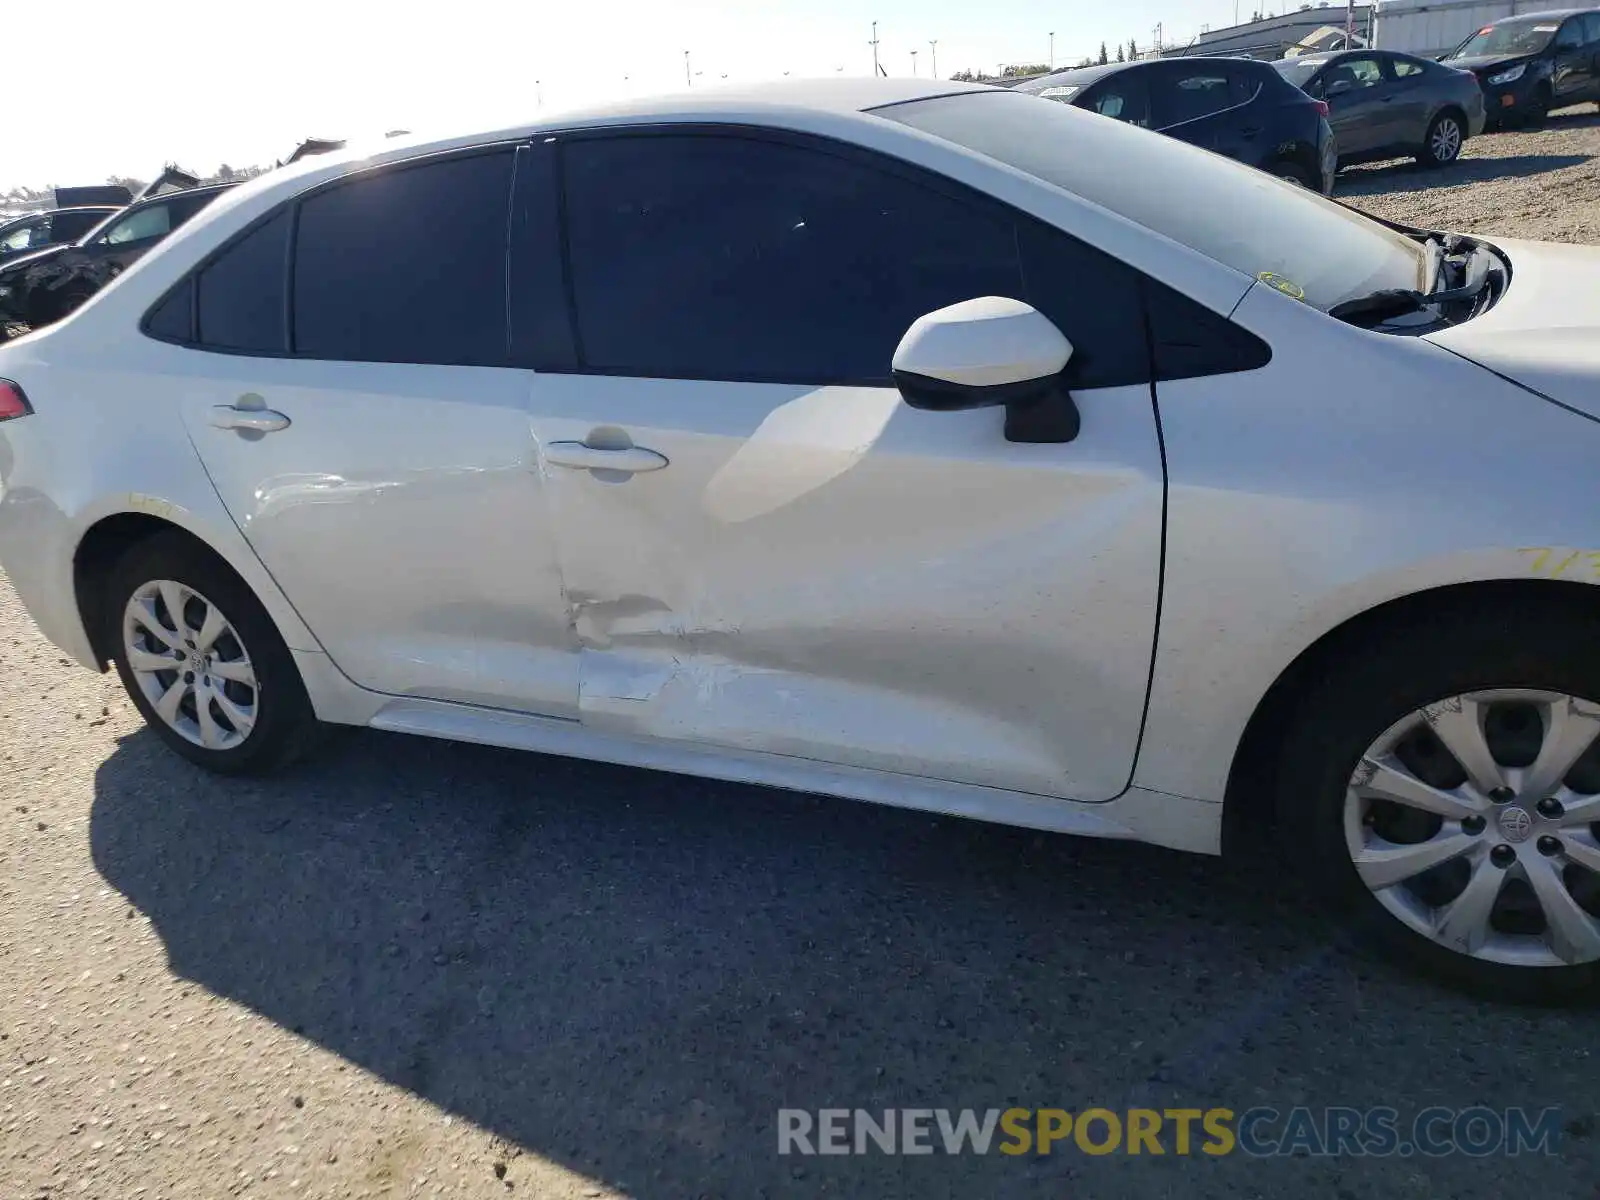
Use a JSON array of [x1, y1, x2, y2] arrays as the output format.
[[891, 296, 1080, 443], [1325, 78, 1355, 97]]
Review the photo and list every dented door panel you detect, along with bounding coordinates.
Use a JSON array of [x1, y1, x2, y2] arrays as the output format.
[[531, 376, 1163, 802]]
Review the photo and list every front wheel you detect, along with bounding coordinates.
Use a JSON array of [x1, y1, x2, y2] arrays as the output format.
[[107, 531, 324, 775], [1277, 607, 1600, 1004], [1418, 112, 1464, 166]]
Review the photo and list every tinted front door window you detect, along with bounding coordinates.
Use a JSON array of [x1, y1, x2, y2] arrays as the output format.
[[560, 135, 1022, 383], [1084, 73, 1152, 127]]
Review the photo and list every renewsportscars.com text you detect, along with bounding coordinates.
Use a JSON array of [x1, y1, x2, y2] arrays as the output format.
[[777, 1106, 1563, 1158]]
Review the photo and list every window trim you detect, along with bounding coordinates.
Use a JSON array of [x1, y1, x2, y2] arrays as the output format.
[[140, 142, 521, 364]]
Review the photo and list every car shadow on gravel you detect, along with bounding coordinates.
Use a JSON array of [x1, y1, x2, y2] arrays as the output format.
[[1336, 152, 1594, 198], [90, 728, 1600, 1199]]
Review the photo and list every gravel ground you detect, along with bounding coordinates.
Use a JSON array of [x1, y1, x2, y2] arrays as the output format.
[[1337, 104, 1600, 242], [5, 118, 1600, 1200]]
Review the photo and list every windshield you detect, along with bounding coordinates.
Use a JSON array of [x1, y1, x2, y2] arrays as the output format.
[[877, 90, 1426, 312], [1274, 58, 1328, 88], [1448, 19, 1559, 58]]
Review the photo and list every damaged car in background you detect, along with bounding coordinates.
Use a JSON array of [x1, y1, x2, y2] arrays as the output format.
[[0, 170, 231, 341]]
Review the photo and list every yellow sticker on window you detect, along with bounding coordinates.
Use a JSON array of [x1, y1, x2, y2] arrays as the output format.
[[1257, 271, 1306, 301]]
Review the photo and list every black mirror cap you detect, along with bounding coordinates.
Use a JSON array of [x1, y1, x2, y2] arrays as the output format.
[[893, 369, 1080, 444]]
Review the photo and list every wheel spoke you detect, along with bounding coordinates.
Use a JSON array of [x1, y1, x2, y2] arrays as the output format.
[[1434, 852, 1504, 955], [1425, 697, 1507, 795], [154, 676, 188, 725], [1354, 830, 1478, 889], [129, 598, 183, 651], [193, 603, 228, 654], [127, 645, 181, 674], [158, 581, 191, 640], [1563, 830, 1600, 874], [1525, 856, 1600, 964], [1523, 696, 1600, 799], [212, 689, 256, 738], [195, 688, 225, 749], [1355, 754, 1480, 820], [1555, 793, 1600, 828], [209, 658, 256, 686]]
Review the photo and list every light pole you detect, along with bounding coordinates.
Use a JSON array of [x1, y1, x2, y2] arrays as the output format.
[[870, 21, 880, 76], [685, 49, 691, 86], [929, 39, 938, 78], [910, 48, 918, 76], [1049, 31, 1055, 67], [536, 79, 542, 107]]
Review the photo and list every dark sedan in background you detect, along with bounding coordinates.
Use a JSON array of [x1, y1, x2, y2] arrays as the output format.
[[1442, 8, 1600, 127], [1274, 50, 1486, 167], [0, 183, 232, 338], [0, 207, 120, 262], [1015, 56, 1338, 193]]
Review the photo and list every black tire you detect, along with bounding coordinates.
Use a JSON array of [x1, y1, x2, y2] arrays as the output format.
[[106, 530, 324, 775], [1276, 604, 1600, 1006], [1417, 110, 1465, 167], [1271, 161, 1316, 189]]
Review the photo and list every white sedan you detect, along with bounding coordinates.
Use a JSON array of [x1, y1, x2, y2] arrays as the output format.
[[2, 79, 1598, 1002]]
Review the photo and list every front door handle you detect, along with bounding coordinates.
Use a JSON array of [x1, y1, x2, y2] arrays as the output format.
[[544, 441, 668, 473], [209, 404, 290, 433]]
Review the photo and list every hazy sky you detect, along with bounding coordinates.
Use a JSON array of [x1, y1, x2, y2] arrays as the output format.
[[7, 0, 1273, 190]]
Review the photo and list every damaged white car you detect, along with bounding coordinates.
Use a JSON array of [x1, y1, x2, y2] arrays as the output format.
[[3, 79, 1600, 1002]]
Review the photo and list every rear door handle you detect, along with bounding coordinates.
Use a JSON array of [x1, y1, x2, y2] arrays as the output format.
[[544, 441, 668, 473], [208, 404, 290, 432]]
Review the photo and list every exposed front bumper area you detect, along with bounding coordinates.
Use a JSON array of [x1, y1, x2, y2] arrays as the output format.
[[1476, 70, 1546, 124]]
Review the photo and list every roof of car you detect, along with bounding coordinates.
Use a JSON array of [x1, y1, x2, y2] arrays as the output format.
[[1017, 56, 1265, 94], [1483, 7, 1589, 21]]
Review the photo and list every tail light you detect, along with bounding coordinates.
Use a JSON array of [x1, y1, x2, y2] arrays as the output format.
[[1313, 99, 1330, 117], [0, 379, 33, 422]]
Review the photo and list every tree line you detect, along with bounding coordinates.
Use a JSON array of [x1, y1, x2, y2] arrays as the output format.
[[950, 38, 1142, 81]]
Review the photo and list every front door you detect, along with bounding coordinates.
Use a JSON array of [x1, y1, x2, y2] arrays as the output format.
[[524, 129, 1165, 802], [168, 149, 577, 717], [1552, 17, 1594, 103], [1321, 56, 1395, 157]]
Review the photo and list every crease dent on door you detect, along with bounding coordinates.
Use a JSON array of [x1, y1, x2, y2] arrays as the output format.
[[538, 382, 1163, 800]]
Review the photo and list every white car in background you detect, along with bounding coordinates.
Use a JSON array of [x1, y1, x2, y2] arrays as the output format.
[[2, 79, 1599, 1003]]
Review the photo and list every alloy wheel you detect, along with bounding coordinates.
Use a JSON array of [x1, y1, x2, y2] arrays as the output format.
[[121, 579, 259, 751], [1345, 689, 1600, 968], [1430, 118, 1462, 163]]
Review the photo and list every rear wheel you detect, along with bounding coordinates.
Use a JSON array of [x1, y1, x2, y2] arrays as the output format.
[[1418, 111, 1464, 166], [107, 531, 324, 775], [1277, 608, 1600, 1004]]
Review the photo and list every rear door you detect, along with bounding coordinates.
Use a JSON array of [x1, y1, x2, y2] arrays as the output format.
[[1552, 17, 1591, 103], [519, 129, 1166, 802], [164, 149, 578, 716]]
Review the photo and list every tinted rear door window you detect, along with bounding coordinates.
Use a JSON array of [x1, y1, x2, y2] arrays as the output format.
[[560, 134, 1023, 383], [292, 150, 513, 365], [196, 210, 289, 352]]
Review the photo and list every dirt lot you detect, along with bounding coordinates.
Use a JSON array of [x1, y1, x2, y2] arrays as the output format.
[[3, 115, 1600, 1200], [1337, 104, 1600, 242]]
